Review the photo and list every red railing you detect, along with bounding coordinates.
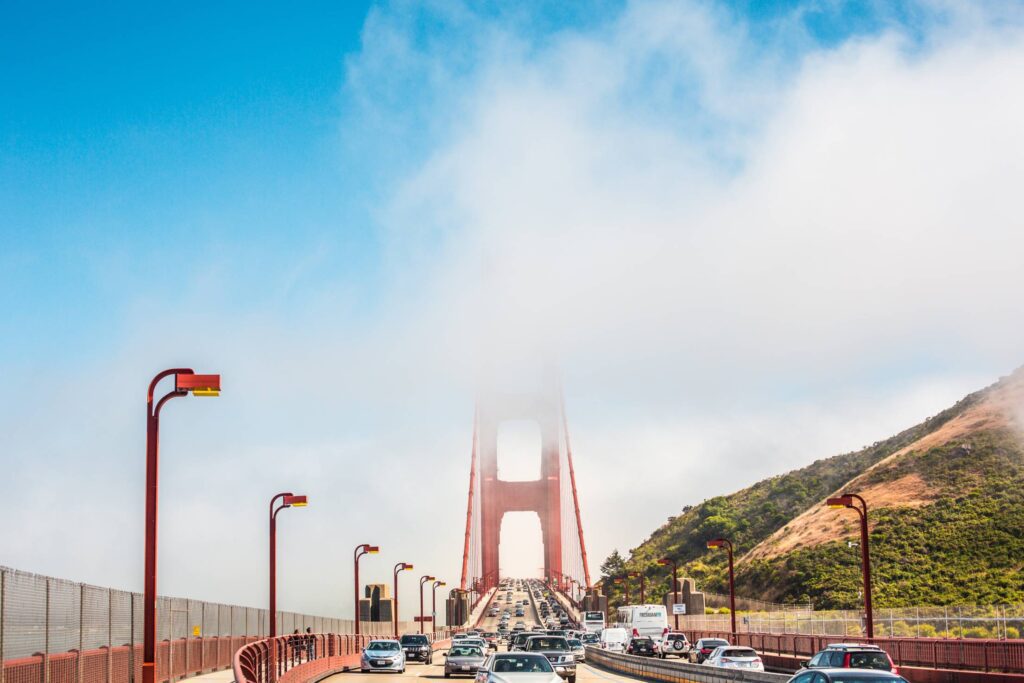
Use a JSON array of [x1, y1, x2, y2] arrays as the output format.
[[233, 631, 458, 683], [686, 630, 1024, 674], [2, 636, 260, 683]]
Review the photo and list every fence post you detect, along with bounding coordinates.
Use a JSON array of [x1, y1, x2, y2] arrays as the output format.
[[44, 577, 51, 683], [79, 583, 85, 683], [108, 589, 113, 683], [0, 569, 5, 683]]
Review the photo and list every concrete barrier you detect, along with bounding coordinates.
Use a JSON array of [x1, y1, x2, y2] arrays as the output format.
[[585, 647, 790, 683]]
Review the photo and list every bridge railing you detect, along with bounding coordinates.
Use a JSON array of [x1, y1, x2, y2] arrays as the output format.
[[0, 566, 413, 683], [233, 631, 457, 683], [685, 630, 1024, 674]]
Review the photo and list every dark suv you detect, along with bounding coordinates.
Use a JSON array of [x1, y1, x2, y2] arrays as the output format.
[[626, 637, 657, 657], [804, 644, 896, 674], [400, 634, 433, 664]]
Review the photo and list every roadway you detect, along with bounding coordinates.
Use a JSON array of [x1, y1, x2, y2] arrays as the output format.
[[319, 584, 648, 683], [320, 660, 648, 683]]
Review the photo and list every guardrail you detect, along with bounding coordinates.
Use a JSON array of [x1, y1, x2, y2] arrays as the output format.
[[685, 631, 1024, 674], [233, 632, 457, 683], [585, 646, 789, 683]]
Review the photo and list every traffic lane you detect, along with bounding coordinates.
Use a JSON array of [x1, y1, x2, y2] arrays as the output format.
[[320, 661, 647, 683]]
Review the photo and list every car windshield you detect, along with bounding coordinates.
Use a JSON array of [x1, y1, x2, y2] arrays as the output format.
[[401, 636, 429, 645], [568, 639, 582, 647], [634, 639, 653, 646], [705, 640, 729, 648], [722, 649, 756, 658], [585, 612, 603, 620], [450, 646, 483, 657], [490, 655, 554, 673], [367, 642, 399, 652], [527, 637, 569, 651], [848, 652, 893, 670], [831, 677, 906, 683]]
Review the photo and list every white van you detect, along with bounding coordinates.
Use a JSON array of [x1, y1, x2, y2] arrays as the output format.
[[600, 627, 628, 652], [583, 611, 606, 634], [615, 605, 669, 641]]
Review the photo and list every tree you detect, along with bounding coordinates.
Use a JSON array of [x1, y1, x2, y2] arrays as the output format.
[[601, 549, 627, 579]]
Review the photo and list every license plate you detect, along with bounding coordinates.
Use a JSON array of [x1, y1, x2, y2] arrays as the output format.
[[376, 660, 387, 666], [461, 666, 471, 671]]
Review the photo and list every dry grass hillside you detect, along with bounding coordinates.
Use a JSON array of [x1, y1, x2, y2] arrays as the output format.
[[602, 368, 1024, 609]]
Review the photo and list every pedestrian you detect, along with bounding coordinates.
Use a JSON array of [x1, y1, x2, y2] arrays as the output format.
[[305, 626, 315, 660], [290, 630, 301, 663]]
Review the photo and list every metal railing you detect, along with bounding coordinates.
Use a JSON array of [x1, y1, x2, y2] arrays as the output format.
[[233, 632, 456, 683], [685, 630, 1024, 674], [0, 567, 415, 683], [585, 646, 788, 683]]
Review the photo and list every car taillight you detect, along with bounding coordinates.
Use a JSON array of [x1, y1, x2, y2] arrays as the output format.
[[754, 658, 762, 664], [722, 658, 733, 663], [844, 654, 851, 667], [892, 666, 899, 676]]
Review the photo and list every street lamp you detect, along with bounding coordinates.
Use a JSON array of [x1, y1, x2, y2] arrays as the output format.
[[629, 572, 645, 604], [657, 558, 679, 630], [142, 369, 220, 683], [432, 581, 446, 632], [393, 563, 413, 639], [706, 539, 735, 635], [270, 493, 308, 637], [354, 544, 380, 636], [827, 493, 874, 639], [419, 575, 437, 634]]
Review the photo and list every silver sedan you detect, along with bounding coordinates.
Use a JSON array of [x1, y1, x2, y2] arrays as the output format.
[[445, 645, 487, 678]]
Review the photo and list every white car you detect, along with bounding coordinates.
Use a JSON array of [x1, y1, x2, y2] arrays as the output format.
[[599, 627, 628, 653], [702, 646, 764, 671], [658, 632, 691, 659], [474, 653, 562, 683], [361, 639, 406, 673]]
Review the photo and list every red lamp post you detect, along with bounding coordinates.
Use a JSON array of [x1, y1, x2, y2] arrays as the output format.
[[354, 544, 380, 636], [142, 369, 219, 683], [432, 581, 446, 633], [270, 493, 308, 637], [657, 558, 679, 630], [706, 539, 735, 635], [827, 493, 874, 639], [393, 563, 413, 638], [418, 575, 436, 634]]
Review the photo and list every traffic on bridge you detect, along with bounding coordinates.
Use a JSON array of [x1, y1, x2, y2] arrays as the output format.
[[4, 7, 1024, 683]]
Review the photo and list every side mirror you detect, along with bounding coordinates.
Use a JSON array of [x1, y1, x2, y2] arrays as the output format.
[[801, 661, 811, 668]]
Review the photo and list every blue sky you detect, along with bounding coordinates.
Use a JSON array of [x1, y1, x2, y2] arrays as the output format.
[[2, 0, 1024, 616]]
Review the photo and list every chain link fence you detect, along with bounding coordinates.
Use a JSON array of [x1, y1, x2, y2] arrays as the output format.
[[0, 566, 420, 683], [677, 604, 1024, 639]]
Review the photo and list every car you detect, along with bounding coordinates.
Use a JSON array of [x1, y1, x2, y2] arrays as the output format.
[[567, 638, 585, 663], [599, 627, 628, 653], [626, 637, 657, 657], [400, 634, 434, 664], [524, 635, 577, 683], [787, 669, 909, 683], [693, 638, 730, 663], [445, 644, 488, 678], [461, 637, 488, 652], [510, 632, 542, 651], [474, 652, 564, 683], [803, 645, 897, 673], [482, 632, 499, 649], [703, 646, 763, 671], [658, 632, 690, 659], [580, 633, 599, 646], [360, 639, 406, 673]]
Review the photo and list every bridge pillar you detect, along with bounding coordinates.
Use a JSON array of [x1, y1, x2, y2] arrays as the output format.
[[478, 392, 563, 591]]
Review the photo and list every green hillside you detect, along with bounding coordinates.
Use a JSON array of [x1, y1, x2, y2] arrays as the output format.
[[598, 370, 1024, 612]]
